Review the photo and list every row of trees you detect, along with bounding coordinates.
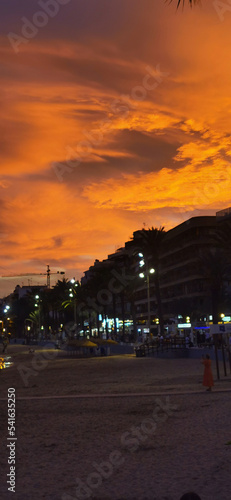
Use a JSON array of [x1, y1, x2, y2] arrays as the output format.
[[2, 220, 231, 340], [0, 228, 164, 339]]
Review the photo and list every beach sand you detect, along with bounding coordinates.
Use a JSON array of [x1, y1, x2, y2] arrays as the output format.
[[0, 345, 230, 500]]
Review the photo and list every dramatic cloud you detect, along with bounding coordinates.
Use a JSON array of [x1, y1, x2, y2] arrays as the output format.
[[0, 0, 231, 295]]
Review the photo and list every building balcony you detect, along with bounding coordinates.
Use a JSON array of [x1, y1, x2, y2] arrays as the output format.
[[160, 275, 202, 288]]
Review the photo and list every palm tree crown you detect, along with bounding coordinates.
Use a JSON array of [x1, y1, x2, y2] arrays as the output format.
[[169, 0, 199, 7]]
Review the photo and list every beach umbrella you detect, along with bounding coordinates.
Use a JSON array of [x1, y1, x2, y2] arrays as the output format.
[[79, 340, 97, 348], [90, 338, 118, 345], [67, 339, 97, 348], [104, 339, 118, 345], [89, 338, 104, 345]]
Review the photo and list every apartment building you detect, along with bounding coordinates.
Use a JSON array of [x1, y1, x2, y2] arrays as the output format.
[[82, 208, 231, 332], [160, 216, 217, 319]]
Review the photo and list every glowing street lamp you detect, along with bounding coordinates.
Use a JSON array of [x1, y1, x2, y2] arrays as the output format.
[[139, 259, 155, 336], [69, 279, 79, 325], [35, 295, 42, 336], [3, 305, 11, 336]]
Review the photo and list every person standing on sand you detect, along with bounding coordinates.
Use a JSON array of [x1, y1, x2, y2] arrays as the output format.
[[2, 337, 9, 353], [201, 354, 214, 391]]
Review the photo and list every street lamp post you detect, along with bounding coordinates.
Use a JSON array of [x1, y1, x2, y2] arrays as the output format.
[[138, 254, 155, 338], [35, 295, 42, 338], [69, 279, 79, 327], [3, 305, 10, 337], [74, 301, 77, 325], [147, 272, 151, 335]]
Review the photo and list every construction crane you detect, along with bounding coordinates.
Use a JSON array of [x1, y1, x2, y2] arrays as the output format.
[[0, 265, 65, 289]]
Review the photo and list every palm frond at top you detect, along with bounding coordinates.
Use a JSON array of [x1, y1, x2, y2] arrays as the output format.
[[169, 0, 199, 8]]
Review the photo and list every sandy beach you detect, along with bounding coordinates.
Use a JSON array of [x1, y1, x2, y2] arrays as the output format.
[[0, 345, 230, 500]]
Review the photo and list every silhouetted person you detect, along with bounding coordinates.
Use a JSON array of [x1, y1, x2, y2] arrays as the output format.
[[2, 337, 9, 353], [201, 353, 214, 391]]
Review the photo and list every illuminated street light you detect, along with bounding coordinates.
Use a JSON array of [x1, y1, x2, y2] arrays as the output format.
[[3, 305, 11, 337], [69, 279, 79, 326], [34, 295, 42, 336], [138, 258, 155, 337]]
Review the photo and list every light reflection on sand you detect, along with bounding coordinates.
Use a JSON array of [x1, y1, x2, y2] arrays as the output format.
[[0, 355, 14, 369]]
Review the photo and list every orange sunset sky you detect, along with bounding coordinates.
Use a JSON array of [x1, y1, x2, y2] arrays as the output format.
[[0, 0, 231, 296]]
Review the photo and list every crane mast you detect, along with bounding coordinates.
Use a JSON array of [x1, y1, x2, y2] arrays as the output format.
[[0, 266, 65, 288], [47, 265, 51, 289]]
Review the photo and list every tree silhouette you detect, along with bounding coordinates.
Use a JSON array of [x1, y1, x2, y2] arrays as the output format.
[[169, 0, 199, 7], [130, 227, 166, 335]]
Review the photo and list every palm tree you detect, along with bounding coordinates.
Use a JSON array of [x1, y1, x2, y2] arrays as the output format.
[[115, 251, 140, 341], [62, 281, 84, 335], [130, 227, 166, 335], [52, 278, 72, 328], [169, 0, 199, 7], [85, 266, 115, 338], [26, 310, 40, 336], [123, 272, 141, 341]]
